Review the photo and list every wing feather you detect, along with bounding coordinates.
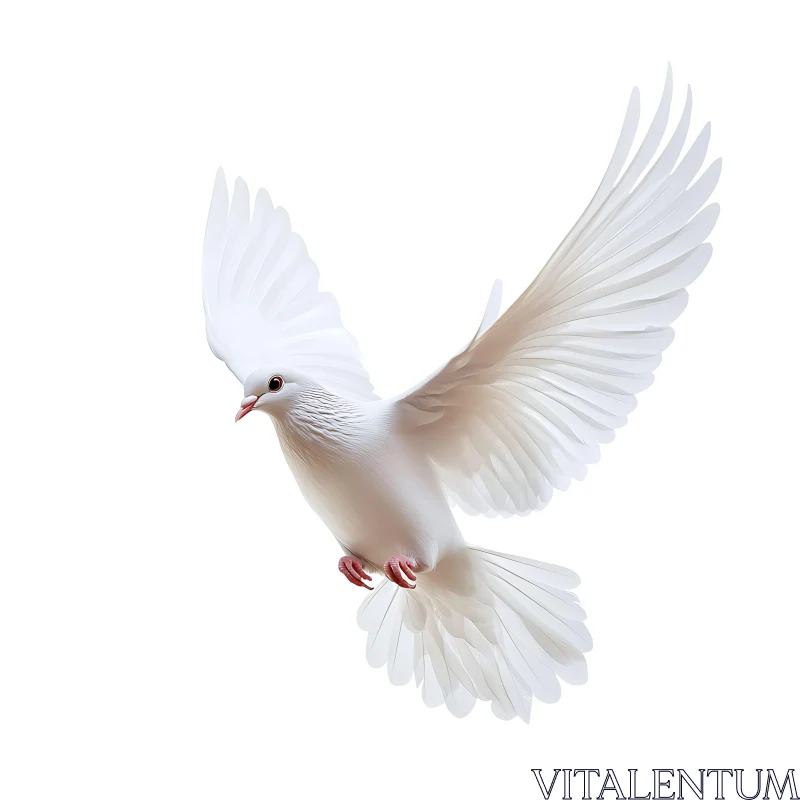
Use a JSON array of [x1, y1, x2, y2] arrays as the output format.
[[396, 69, 719, 516], [202, 171, 376, 399]]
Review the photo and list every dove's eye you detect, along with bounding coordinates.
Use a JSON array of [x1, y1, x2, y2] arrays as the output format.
[[268, 375, 284, 392]]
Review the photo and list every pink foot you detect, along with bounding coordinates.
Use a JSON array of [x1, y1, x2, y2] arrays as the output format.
[[383, 556, 418, 589], [338, 556, 373, 590]]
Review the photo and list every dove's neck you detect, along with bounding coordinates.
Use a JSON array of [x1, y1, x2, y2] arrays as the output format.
[[272, 387, 382, 464]]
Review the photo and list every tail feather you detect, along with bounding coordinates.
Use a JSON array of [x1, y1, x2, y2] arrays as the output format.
[[356, 546, 591, 723]]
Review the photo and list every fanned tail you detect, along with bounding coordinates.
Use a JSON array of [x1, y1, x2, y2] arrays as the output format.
[[356, 546, 591, 722]]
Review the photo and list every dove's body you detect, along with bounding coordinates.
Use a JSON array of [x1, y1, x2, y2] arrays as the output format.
[[273, 393, 462, 571], [201, 69, 720, 721]]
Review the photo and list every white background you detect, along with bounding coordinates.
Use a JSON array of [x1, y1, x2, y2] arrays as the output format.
[[1, 3, 798, 799]]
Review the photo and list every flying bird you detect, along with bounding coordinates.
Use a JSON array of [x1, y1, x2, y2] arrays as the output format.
[[201, 68, 720, 722]]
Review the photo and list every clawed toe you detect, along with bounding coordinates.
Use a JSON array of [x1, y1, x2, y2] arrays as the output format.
[[383, 555, 417, 589], [338, 556, 373, 590]]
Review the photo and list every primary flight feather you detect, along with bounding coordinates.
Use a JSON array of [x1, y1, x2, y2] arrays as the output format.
[[201, 67, 719, 722]]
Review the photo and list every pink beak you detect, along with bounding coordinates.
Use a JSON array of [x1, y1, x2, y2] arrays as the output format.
[[235, 395, 258, 422]]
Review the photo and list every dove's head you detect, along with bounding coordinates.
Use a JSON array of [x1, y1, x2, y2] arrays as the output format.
[[236, 367, 316, 421]]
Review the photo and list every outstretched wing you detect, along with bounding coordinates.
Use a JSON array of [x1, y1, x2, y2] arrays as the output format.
[[202, 170, 376, 400], [396, 68, 721, 516]]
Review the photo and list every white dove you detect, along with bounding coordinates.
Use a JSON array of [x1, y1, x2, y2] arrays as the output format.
[[201, 68, 719, 722]]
